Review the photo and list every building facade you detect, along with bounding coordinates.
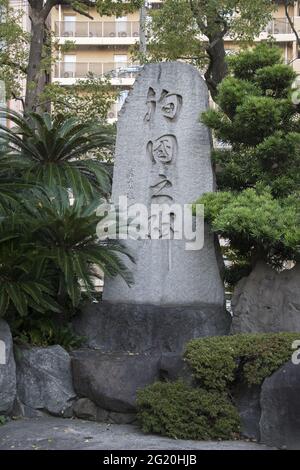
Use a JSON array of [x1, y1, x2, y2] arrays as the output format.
[[51, 1, 300, 119], [51, 2, 151, 120], [6, 0, 300, 118]]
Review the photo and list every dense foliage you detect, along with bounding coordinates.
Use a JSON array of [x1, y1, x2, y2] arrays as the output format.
[[137, 332, 299, 439], [0, 0, 28, 101], [185, 332, 300, 390], [0, 110, 131, 348], [140, 0, 275, 96], [0, 0, 119, 117], [42, 77, 116, 126], [196, 44, 300, 280], [137, 381, 240, 440], [146, 0, 275, 61], [0, 109, 114, 200], [200, 189, 299, 269]]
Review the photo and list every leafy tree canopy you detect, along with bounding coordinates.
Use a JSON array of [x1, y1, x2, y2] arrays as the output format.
[[96, 0, 143, 16], [0, 0, 28, 100], [141, 0, 276, 95], [0, 0, 138, 113]]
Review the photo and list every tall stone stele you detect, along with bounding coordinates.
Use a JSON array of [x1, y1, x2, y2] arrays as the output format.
[[76, 62, 230, 354], [103, 62, 230, 337]]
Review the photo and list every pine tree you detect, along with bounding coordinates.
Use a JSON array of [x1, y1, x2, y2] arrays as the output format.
[[197, 44, 300, 285]]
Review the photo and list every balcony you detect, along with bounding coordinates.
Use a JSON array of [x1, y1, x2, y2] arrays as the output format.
[[260, 17, 296, 41], [53, 62, 142, 86], [55, 21, 140, 45], [265, 18, 292, 34]]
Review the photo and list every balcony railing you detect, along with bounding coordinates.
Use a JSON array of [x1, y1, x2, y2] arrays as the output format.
[[54, 62, 142, 79], [264, 18, 292, 35], [55, 21, 140, 38]]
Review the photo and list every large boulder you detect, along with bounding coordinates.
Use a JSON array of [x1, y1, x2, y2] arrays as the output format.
[[73, 398, 137, 424], [73, 398, 98, 421], [233, 383, 261, 441], [71, 350, 160, 413], [0, 320, 16, 414], [231, 262, 300, 334], [16, 345, 76, 416], [260, 361, 300, 449]]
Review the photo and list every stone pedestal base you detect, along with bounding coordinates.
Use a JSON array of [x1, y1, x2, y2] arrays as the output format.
[[73, 301, 231, 354], [71, 301, 231, 414]]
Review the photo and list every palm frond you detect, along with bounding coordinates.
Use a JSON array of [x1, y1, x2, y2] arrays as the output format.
[[0, 108, 114, 200]]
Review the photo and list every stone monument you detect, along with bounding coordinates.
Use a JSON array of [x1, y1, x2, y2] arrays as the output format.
[[75, 62, 231, 354], [104, 61, 224, 308]]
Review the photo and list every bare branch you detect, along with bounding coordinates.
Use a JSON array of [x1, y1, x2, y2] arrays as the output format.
[[70, 5, 94, 20], [11, 92, 25, 110], [43, 0, 59, 19], [28, 0, 43, 10]]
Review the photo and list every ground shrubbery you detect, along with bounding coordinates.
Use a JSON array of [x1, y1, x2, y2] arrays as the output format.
[[137, 332, 300, 440], [137, 381, 240, 440]]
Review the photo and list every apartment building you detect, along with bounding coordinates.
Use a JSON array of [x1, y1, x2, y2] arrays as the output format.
[[5, 1, 300, 119], [224, 1, 300, 73], [51, 2, 155, 120], [51, 1, 300, 120]]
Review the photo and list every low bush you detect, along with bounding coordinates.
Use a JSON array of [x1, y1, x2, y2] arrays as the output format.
[[137, 381, 240, 440], [185, 332, 300, 391], [137, 332, 300, 440]]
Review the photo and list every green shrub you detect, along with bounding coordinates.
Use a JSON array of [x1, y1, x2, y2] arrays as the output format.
[[137, 333, 300, 440], [197, 188, 300, 268], [137, 381, 240, 440], [185, 332, 300, 391]]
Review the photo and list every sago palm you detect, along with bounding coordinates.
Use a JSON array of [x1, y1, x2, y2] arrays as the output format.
[[0, 108, 114, 201], [23, 190, 133, 307], [0, 221, 61, 317], [0, 150, 36, 213], [0, 191, 133, 316]]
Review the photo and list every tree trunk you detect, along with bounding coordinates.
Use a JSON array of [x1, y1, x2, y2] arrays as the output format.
[[24, 12, 46, 113], [139, 1, 147, 54], [205, 33, 228, 100]]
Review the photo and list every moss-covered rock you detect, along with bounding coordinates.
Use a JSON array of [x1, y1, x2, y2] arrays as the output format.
[[137, 381, 240, 440]]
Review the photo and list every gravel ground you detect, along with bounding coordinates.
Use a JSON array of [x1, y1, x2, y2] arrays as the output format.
[[0, 417, 274, 450]]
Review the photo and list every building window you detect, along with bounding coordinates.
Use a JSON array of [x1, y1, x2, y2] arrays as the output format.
[[63, 15, 76, 37], [63, 55, 76, 78]]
